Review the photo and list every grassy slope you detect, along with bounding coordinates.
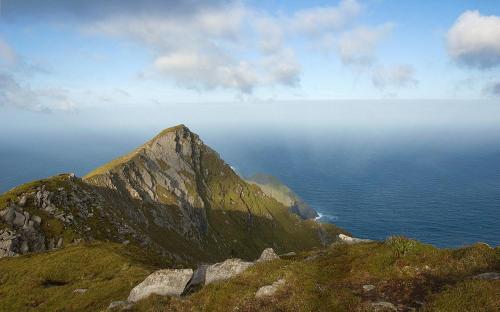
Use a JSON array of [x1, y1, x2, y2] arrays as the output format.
[[0, 239, 497, 311], [0, 243, 160, 312], [135, 239, 499, 312]]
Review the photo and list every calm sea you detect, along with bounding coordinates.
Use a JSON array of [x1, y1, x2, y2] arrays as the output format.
[[1, 126, 499, 248]]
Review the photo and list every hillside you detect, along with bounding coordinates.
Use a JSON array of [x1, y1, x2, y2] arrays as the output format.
[[246, 173, 319, 220], [0, 125, 343, 265], [0, 239, 497, 311]]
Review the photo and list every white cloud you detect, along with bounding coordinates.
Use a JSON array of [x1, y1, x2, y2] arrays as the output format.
[[154, 51, 258, 93], [86, 4, 303, 93], [291, 0, 362, 34], [447, 10, 500, 69], [338, 23, 394, 67], [372, 65, 418, 90]]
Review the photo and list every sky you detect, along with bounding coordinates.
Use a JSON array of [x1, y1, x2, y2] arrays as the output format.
[[0, 0, 499, 130]]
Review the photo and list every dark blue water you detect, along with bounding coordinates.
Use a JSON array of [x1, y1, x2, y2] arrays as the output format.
[[1, 127, 499, 248]]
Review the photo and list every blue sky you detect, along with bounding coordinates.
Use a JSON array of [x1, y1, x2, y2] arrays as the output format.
[[0, 0, 499, 115]]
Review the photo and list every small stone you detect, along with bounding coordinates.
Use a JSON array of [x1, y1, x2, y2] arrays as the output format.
[[338, 234, 372, 244], [13, 212, 26, 227], [472, 272, 500, 280], [32, 215, 42, 225], [255, 279, 286, 298], [257, 248, 279, 262], [18, 195, 28, 207], [107, 300, 134, 310], [371, 301, 397, 311], [363, 284, 375, 292], [56, 237, 63, 248], [73, 288, 87, 294], [20, 241, 29, 254], [0, 207, 16, 224]]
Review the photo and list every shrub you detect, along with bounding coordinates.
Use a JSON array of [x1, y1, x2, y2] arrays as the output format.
[[386, 236, 418, 258]]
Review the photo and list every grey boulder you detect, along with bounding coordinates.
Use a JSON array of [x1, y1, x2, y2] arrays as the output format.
[[257, 248, 279, 262], [127, 269, 193, 302], [205, 258, 254, 285]]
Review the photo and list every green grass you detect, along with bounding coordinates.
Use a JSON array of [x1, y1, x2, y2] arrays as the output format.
[[132, 242, 499, 312], [0, 242, 161, 312], [0, 239, 497, 311]]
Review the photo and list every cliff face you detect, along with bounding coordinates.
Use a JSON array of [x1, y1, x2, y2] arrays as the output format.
[[0, 125, 343, 264]]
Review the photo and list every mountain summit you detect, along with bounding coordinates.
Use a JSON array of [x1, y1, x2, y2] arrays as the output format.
[[0, 125, 342, 264]]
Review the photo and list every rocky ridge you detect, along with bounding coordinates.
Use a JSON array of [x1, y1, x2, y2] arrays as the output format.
[[0, 125, 344, 264]]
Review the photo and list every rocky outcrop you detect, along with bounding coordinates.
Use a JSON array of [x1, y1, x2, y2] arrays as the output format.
[[205, 258, 254, 285], [255, 278, 286, 298], [0, 204, 46, 257], [0, 176, 105, 258], [127, 269, 193, 302]]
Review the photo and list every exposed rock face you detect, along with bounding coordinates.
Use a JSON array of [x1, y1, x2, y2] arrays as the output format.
[[255, 278, 286, 298], [127, 269, 193, 302], [338, 234, 372, 244], [205, 258, 254, 285], [0, 175, 110, 258], [257, 248, 279, 262], [0, 204, 46, 257]]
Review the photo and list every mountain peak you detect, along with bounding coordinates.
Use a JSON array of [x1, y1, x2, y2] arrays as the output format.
[[83, 124, 200, 179]]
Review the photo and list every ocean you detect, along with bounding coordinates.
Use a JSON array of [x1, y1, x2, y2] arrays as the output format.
[[1, 126, 499, 248]]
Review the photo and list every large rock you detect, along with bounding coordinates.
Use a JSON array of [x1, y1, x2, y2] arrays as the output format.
[[205, 258, 254, 285], [182, 264, 209, 295], [127, 268, 193, 302], [255, 278, 286, 298], [338, 234, 372, 244], [257, 248, 279, 262]]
